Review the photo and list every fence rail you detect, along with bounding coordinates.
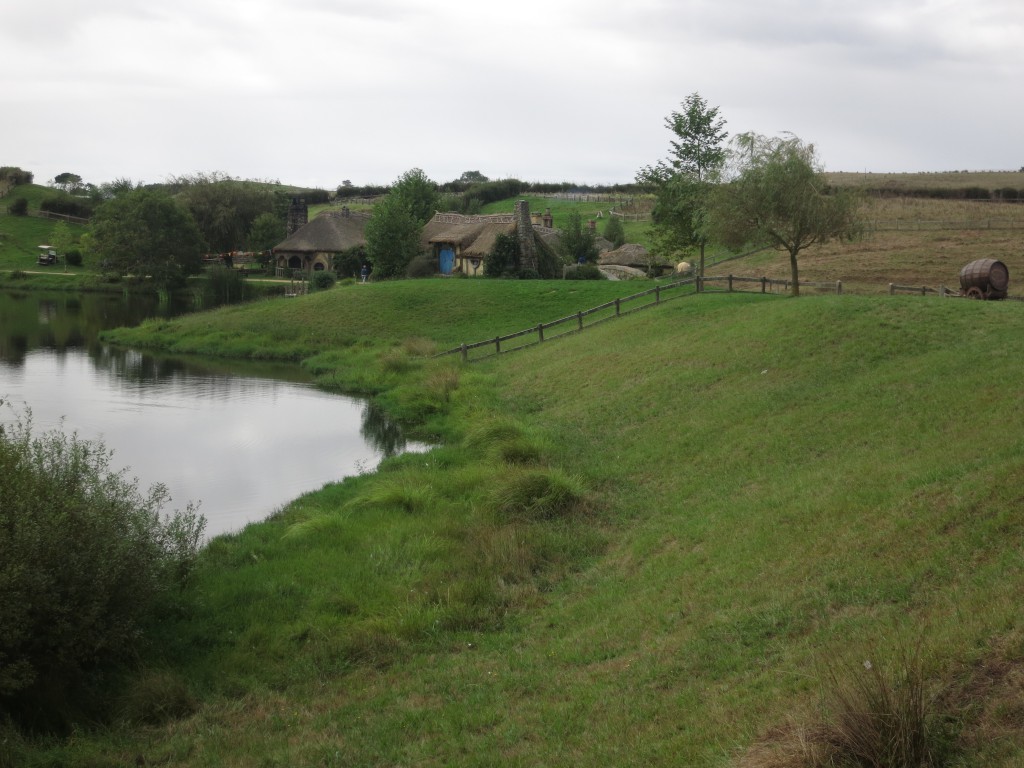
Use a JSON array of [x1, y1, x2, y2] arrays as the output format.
[[437, 273, 1024, 363], [865, 219, 1024, 231], [437, 278, 698, 361], [31, 210, 90, 225]]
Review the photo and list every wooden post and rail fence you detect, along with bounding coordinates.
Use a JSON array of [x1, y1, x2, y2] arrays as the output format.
[[437, 274, 1004, 363]]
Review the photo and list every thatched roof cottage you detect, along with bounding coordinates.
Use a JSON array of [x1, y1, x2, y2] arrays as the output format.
[[272, 207, 368, 273], [422, 200, 555, 275]]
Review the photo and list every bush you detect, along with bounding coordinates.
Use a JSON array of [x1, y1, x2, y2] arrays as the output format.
[[310, 269, 337, 291], [564, 264, 605, 280], [405, 253, 437, 278], [603, 215, 626, 248], [64, 250, 82, 267], [484, 232, 521, 278], [6, 197, 28, 216], [0, 411, 205, 728], [40, 195, 94, 218]]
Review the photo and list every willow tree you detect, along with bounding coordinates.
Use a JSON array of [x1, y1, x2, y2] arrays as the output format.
[[710, 133, 860, 296]]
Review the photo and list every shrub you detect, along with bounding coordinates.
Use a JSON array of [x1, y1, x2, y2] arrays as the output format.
[[603, 215, 626, 248], [40, 195, 94, 218], [311, 270, 337, 291], [6, 197, 28, 216], [564, 264, 605, 280], [9, 270, 27, 280], [0, 411, 205, 728], [484, 232, 520, 278], [405, 253, 437, 278], [64, 250, 83, 267]]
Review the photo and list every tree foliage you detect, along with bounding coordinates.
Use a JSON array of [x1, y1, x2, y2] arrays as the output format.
[[0, 409, 205, 727], [558, 210, 599, 265], [364, 169, 438, 279], [247, 211, 285, 257], [172, 176, 277, 254], [365, 193, 423, 279], [51, 172, 83, 194], [89, 189, 204, 286], [388, 168, 440, 225], [709, 133, 861, 296], [602, 215, 626, 249], [637, 92, 728, 277]]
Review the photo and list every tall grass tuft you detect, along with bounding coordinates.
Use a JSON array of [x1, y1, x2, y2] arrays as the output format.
[[491, 467, 587, 521], [808, 642, 947, 768]]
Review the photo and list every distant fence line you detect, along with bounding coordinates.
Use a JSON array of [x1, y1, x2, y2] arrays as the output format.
[[865, 219, 1024, 231], [437, 273, 1024, 363], [32, 210, 90, 225]]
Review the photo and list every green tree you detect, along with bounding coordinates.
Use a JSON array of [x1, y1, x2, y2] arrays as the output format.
[[0, 410, 204, 726], [52, 172, 83, 194], [708, 133, 861, 296], [364, 193, 423, 279], [364, 169, 439, 279], [603, 215, 626, 248], [558, 210, 599, 265], [458, 170, 489, 184], [171, 174, 277, 254], [247, 211, 285, 266], [389, 168, 440, 225], [637, 92, 728, 281], [89, 189, 205, 287]]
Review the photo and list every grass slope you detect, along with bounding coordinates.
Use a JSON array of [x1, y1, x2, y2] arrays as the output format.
[[19, 287, 1024, 766]]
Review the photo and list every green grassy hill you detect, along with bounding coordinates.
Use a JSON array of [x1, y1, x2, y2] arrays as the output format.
[[22, 282, 1024, 767]]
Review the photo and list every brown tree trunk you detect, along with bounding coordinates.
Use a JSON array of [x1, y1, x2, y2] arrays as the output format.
[[789, 250, 800, 296]]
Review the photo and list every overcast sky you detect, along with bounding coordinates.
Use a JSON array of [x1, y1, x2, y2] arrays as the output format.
[[3, 0, 1022, 189]]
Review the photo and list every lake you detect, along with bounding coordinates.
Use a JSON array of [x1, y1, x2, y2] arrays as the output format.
[[0, 289, 426, 538]]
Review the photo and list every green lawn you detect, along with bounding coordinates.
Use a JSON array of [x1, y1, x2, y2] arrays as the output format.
[[15, 282, 1024, 767]]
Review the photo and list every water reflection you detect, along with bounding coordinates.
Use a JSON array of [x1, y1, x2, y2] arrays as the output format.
[[0, 289, 427, 538]]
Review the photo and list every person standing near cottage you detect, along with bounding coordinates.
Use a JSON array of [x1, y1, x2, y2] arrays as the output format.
[[360, 263, 369, 283]]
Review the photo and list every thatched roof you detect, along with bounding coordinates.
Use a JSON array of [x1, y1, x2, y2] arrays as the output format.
[[421, 213, 517, 258], [273, 209, 368, 254], [598, 243, 672, 269]]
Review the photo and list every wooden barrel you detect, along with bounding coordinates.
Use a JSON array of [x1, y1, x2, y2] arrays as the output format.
[[959, 258, 1009, 298]]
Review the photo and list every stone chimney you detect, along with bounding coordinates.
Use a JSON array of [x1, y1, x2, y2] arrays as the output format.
[[287, 197, 308, 235], [514, 200, 538, 273]]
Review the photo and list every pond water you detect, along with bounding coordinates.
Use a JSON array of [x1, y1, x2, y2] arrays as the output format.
[[0, 289, 426, 538]]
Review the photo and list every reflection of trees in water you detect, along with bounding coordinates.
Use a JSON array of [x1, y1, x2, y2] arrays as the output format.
[[360, 400, 407, 458]]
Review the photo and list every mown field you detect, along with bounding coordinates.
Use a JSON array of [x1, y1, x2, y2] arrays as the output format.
[[13, 280, 1024, 767]]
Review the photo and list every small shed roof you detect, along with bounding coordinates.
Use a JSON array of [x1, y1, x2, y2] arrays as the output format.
[[273, 209, 368, 254]]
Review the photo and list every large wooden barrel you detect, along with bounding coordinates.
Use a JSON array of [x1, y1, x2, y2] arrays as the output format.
[[959, 258, 1009, 299]]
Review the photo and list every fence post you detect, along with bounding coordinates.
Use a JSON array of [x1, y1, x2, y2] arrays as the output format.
[[889, 283, 895, 295], [921, 286, 927, 296], [655, 285, 661, 304], [495, 336, 501, 355], [577, 311, 583, 331], [537, 323, 544, 343], [836, 280, 842, 295], [761, 276, 767, 294], [615, 298, 621, 316], [697, 275, 703, 293], [940, 285, 947, 297], [728, 274, 734, 292]]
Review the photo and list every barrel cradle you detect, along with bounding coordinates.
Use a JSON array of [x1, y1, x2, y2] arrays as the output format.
[[959, 258, 1009, 300]]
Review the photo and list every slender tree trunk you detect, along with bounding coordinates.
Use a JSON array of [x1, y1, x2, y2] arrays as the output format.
[[789, 249, 800, 297], [699, 241, 706, 289]]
